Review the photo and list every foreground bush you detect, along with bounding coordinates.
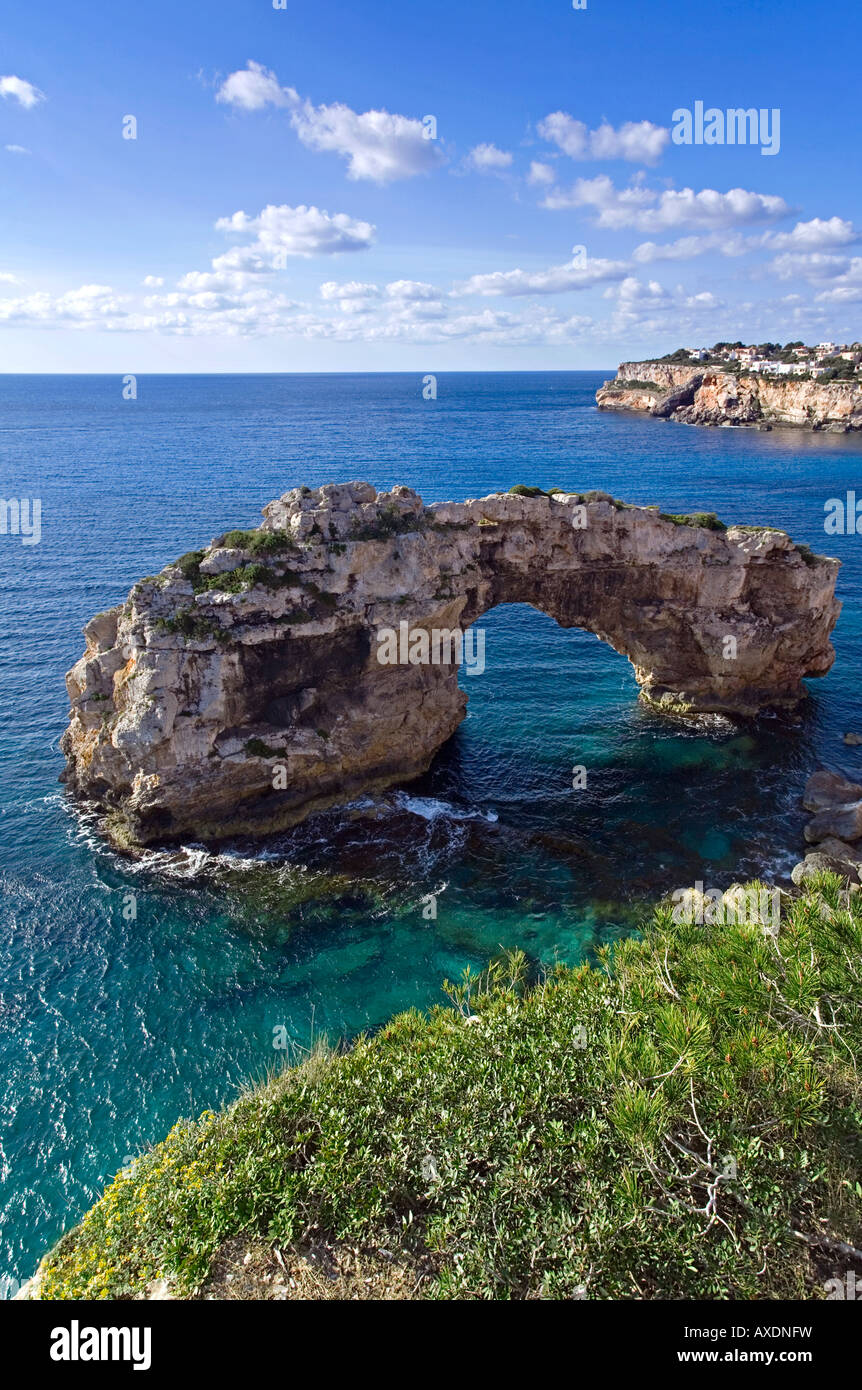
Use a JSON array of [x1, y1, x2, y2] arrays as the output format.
[[40, 875, 862, 1300]]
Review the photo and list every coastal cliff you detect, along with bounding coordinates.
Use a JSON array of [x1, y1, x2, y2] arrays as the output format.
[[597, 362, 862, 431], [61, 483, 840, 848]]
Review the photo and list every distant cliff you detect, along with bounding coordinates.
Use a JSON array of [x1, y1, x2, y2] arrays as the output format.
[[597, 362, 862, 432]]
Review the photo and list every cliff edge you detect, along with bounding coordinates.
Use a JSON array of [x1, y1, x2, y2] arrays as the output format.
[[597, 362, 862, 431]]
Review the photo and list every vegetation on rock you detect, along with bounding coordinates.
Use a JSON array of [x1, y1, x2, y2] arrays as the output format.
[[38, 874, 862, 1301], [661, 512, 727, 532]]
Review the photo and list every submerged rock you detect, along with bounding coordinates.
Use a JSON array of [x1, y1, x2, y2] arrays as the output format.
[[61, 482, 841, 848]]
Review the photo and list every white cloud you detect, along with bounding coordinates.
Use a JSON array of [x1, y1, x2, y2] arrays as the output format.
[[213, 203, 376, 264], [528, 161, 556, 186], [385, 280, 439, 300], [769, 251, 852, 281], [633, 217, 857, 266], [545, 175, 791, 232], [633, 233, 748, 263], [0, 272, 20, 284], [142, 275, 164, 287], [466, 143, 513, 172], [810, 257, 862, 303], [456, 252, 630, 298], [320, 280, 379, 301], [683, 290, 722, 310], [4, 144, 30, 155], [319, 280, 380, 313], [290, 97, 443, 183], [215, 60, 295, 111], [613, 276, 671, 307], [216, 61, 444, 183], [765, 217, 856, 251], [538, 112, 669, 165], [0, 284, 126, 327], [0, 76, 45, 109]]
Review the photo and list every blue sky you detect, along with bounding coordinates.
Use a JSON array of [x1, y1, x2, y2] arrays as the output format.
[[1, 0, 860, 371]]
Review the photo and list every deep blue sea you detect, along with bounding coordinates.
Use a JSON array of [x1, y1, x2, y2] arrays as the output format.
[[1, 371, 861, 1289]]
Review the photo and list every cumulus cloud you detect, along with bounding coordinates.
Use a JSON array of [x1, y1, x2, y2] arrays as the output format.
[[633, 217, 857, 265], [215, 60, 295, 110], [538, 112, 669, 165], [545, 175, 791, 232], [799, 256, 862, 303], [216, 61, 444, 183], [213, 203, 376, 266], [456, 252, 630, 298], [528, 161, 556, 185], [769, 251, 852, 282], [0, 75, 45, 109], [465, 143, 513, 172], [318, 280, 381, 313], [320, 280, 379, 301], [764, 217, 856, 251], [290, 97, 442, 183], [633, 233, 749, 263], [612, 276, 671, 307], [0, 283, 125, 327], [385, 280, 440, 300], [4, 144, 30, 155]]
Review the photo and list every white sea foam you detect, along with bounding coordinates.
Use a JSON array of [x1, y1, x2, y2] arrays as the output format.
[[394, 792, 498, 823]]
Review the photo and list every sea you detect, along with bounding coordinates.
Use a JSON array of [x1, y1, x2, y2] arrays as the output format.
[[1, 370, 861, 1288]]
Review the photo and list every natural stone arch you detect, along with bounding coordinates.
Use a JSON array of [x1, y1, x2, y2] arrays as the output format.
[[62, 483, 840, 847]]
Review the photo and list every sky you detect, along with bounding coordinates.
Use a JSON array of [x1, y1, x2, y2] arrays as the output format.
[[0, 0, 860, 372]]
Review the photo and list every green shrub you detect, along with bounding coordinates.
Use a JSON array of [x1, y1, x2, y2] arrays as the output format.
[[154, 609, 228, 644], [661, 511, 727, 532], [214, 529, 296, 556], [38, 874, 862, 1301], [349, 508, 423, 542], [196, 564, 299, 595], [174, 550, 206, 584], [244, 737, 282, 759]]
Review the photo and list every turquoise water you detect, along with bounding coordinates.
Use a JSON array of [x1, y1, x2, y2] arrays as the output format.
[[1, 371, 861, 1287]]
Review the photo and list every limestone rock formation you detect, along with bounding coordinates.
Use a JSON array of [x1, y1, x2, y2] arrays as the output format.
[[796, 768, 862, 885], [597, 362, 862, 432], [61, 483, 841, 848], [791, 852, 861, 888]]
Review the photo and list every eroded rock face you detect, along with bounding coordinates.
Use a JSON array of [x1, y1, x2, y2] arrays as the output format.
[[61, 483, 841, 847], [597, 362, 862, 432]]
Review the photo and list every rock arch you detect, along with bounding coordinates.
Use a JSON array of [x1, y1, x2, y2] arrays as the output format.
[[62, 483, 840, 847]]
